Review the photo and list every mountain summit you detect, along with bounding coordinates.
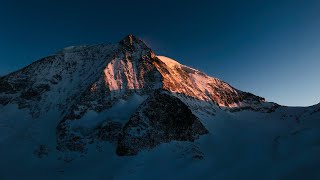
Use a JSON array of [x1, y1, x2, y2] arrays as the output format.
[[1, 35, 319, 179], [119, 34, 141, 46]]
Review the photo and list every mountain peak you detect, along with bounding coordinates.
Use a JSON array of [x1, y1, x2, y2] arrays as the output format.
[[119, 34, 141, 46]]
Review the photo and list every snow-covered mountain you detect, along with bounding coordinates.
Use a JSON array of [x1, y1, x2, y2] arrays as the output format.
[[0, 35, 320, 179]]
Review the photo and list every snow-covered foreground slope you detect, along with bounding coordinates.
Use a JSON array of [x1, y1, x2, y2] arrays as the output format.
[[1, 104, 320, 179], [0, 35, 320, 179]]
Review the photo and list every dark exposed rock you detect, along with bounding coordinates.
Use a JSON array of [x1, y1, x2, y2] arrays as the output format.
[[0, 96, 11, 105], [310, 109, 320, 115], [96, 121, 122, 143], [56, 90, 208, 156], [56, 120, 122, 153], [56, 133, 87, 153], [310, 103, 320, 115], [175, 143, 205, 160], [33, 144, 49, 158], [241, 92, 265, 102], [49, 74, 63, 84], [119, 34, 142, 52], [116, 90, 208, 156], [56, 117, 88, 153], [0, 78, 14, 93], [20, 84, 50, 100], [228, 103, 280, 113]]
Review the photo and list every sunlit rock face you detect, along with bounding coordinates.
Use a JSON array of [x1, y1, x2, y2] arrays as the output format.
[[56, 36, 163, 152], [60, 40, 161, 120], [154, 56, 265, 107]]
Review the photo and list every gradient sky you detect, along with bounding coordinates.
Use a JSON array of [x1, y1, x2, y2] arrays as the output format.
[[0, 0, 319, 106]]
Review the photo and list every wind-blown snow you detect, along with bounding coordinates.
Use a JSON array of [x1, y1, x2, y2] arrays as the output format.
[[157, 56, 181, 68], [70, 94, 147, 129]]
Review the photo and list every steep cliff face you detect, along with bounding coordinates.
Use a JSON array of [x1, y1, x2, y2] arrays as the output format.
[[56, 36, 164, 152], [116, 90, 208, 156], [60, 35, 162, 121]]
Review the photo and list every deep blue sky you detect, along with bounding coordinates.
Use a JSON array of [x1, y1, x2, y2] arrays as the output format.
[[0, 0, 319, 106]]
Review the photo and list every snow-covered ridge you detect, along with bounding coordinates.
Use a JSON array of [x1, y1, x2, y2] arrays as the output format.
[[157, 55, 203, 74], [0, 35, 266, 119], [157, 56, 181, 68], [155, 56, 265, 107]]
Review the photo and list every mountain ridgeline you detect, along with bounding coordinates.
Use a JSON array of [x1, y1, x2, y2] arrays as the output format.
[[1, 35, 320, 179], [0, 35, 273, 156]]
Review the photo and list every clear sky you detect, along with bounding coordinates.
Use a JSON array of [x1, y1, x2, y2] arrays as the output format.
[[0, 0, 319, 106]]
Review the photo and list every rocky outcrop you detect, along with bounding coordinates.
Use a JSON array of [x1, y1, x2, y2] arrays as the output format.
[[96, 121, 122, 143], [56, 90, 208, 155], [116, 90, 208, 156], [33, 144, 49, 158]]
